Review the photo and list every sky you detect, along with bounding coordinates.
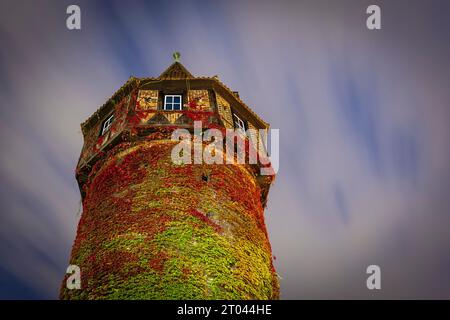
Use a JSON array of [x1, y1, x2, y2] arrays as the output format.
[[1, 0, 450, 299]]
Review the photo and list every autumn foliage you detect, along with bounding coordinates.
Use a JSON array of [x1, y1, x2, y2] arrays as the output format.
[[61, 138, 278, 299]]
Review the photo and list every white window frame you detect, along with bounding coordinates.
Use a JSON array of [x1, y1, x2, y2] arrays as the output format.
[[164, 95, 183, 111], [233, 113, 246, 133], [101, 114, 114, 135]]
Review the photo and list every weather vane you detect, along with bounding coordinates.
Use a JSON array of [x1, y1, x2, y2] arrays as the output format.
[[172, 52, 181, 62]]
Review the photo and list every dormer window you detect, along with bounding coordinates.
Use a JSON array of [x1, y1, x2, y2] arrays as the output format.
[[164, 95, 182, 111], [101, 114, 114, 135], [233, 113, 246, 133]]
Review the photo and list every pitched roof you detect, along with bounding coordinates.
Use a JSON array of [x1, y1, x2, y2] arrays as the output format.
[[158, 62, 193, 79], [158, 62, 268, 127], [81, 76, 138, 134], [81, 62, 269, 132], [212, 77, 268, 128]]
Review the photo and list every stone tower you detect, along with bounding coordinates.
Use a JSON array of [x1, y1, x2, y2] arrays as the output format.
[[60, 61, 278, 299]]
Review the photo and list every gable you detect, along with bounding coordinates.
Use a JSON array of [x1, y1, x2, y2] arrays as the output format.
[[158, 62, 194, 79]]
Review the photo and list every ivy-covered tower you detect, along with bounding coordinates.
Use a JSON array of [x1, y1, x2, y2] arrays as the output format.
[[60, 60, 278, 299]]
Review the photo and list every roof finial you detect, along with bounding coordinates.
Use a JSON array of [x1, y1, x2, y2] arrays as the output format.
[[172, 52, 181, 62]]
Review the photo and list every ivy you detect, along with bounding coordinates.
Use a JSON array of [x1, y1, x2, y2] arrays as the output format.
[[61, 139, 278, 300]]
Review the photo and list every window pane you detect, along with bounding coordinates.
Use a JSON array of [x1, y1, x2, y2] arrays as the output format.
[[101, 115, 114, 135], [164, 95, 183, 110]]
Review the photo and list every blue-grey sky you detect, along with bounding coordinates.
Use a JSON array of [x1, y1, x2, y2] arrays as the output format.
[[1, 0, 450, 299]]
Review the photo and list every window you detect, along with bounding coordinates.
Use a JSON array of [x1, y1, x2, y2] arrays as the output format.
[[164, 95, 182, 111], [233, 113, 246, 133], [101, 114, 114, 135]]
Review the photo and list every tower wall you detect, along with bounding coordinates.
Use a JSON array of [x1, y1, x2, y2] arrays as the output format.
[[61, 139, 279, 299]]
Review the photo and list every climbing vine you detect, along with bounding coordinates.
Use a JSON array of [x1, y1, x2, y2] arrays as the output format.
[[61, 139, 278, 300], [68, 78, 278, 300]]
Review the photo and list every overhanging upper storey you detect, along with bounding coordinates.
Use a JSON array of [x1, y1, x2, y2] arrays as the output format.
[[76, 61, 272, 196]]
